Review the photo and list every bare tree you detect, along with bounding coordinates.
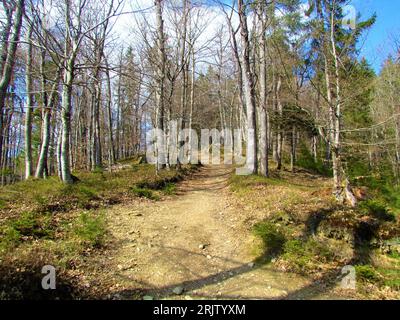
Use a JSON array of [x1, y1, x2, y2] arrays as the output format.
[[238, 0, 257, 174], [0, 0, 24, 168]]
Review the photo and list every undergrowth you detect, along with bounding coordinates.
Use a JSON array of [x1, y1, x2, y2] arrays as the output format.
[[0, 162, 198, 298], [231, 164, 400, 297]]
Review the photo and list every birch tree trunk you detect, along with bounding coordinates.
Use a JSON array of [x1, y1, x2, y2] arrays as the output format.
[[105, 60, 116, 165], [276, 75, 283, 170], [238, 0, 257, 174], [258, 5, 269, 177], [61, 59, 74, 184], [36, 58, 60, 178], [155, 0, 166, 172], [24, 25, 33, 179], [188, 44, 195, 163], [0, 0, 24, 167]]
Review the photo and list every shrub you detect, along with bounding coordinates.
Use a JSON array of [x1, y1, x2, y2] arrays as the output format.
[[355, 265, 380, 283], [297, 143, 332, 176], [0, 226, 21, 252], [281, 238, 335, 272], [283, 239, 305, 256], [359, 199, 395, 221], [252, 221, 286, 257], [74, 212, 106, 248], [10, 212, 53, 239], [282, 240, 309, 270], [130, 186, 158, 200], [163, 183, 177, 195]]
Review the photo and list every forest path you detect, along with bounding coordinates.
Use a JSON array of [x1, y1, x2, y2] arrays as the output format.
[[102, 165, 342, 300]]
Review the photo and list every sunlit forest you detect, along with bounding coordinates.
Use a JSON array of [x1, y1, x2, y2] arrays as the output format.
[[0, 0, 399, 301]]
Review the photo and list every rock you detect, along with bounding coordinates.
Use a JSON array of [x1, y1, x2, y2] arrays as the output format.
[[172, 286, 184, 295], [117, 264, 123, 270], [248, 262, 255, 268], [143, 295, 154, 300], [206, 255, 212, 260], [199, 244, 206, 250]]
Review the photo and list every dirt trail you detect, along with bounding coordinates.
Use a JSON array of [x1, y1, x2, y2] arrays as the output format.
[[102, 165, 342, 300]]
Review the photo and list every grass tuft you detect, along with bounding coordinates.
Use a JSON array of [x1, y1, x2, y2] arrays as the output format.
[[252, 221, 286, 260], [130, 186, 159, 200], [73, 212, 107, 248]]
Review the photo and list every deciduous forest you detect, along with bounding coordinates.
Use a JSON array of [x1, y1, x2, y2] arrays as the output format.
[[0, 0, 399, 300]]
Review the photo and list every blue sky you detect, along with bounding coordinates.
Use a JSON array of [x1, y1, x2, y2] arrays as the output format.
[[351, 0, 400, 73], [209, 0, 400, 73]]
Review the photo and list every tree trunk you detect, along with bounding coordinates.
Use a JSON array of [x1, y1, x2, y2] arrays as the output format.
[[60, 60, 74, 184], [155, 0, 167, 172], [105, 61, 116, 165], [36, 62, 60, 178], [0, 0, 24, 167], [276, 76, 283, 170], [24, 25, 33, 179], [290, 125, 297, 172], [188, 45, 195, 163], [238, 0, 257, 174], [258, 5, 269, 177]]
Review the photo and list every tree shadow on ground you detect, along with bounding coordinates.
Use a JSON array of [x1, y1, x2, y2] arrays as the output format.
[[284, 204, 391, 299], [111, 205, 390, 300], [0, 262, 88, 300], [112, 246, 296, 300]]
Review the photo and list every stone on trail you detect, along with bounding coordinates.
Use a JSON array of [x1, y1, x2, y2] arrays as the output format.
[[248, 262, 255, 268], [198, 244, 206, 250], [172, 286, 184, 295], [132, 212, 143, 217]]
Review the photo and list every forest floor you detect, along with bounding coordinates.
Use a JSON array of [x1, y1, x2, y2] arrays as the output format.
[[91, 165, 358, 300], [1, 163, 399, 300]]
